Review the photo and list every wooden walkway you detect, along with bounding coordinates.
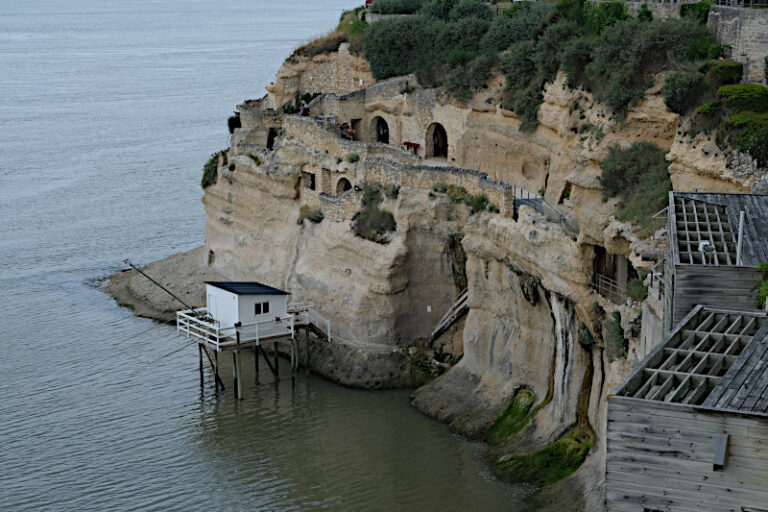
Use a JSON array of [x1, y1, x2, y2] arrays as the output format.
[[430, 289, 468, 341]]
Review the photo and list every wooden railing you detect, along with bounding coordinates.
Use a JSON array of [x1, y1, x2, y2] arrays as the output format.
[[176, 309, 295, 350]]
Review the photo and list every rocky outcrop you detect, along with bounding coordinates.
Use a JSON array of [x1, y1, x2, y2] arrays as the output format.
[[265, 43, 373, 109]]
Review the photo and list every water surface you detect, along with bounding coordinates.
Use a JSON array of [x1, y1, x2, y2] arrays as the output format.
[[0, 1, 529, 510]]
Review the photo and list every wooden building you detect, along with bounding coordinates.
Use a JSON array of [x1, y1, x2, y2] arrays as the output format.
[[606, 305, 768, 511], [663, 192, 768, 333]]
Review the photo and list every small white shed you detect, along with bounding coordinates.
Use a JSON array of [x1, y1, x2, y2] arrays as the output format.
[[204, 281, 289, 328]]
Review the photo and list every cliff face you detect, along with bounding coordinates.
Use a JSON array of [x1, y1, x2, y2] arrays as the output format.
[[108, 43, 761, 510]]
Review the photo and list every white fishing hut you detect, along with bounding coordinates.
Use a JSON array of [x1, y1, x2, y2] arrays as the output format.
[[204, 281, 289, 328]]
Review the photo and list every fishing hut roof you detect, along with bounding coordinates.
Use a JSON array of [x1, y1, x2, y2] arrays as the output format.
[[670, 192, 768, 267], [205, 281, 289, 296], [612, 305, 768, 417]]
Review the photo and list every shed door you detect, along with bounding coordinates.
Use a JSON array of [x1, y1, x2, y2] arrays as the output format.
[[207, 294, 217, 320]]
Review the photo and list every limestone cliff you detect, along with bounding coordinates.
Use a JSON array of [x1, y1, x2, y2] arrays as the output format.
[[107, 41, 761, 512]]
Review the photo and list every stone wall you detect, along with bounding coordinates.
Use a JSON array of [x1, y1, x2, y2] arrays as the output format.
[[709, 5, 768, 84]]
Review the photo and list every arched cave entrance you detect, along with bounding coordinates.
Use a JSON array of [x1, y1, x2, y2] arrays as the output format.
[[372, 116, 389, 144], [266, 128, 278, 150], [336, 177, 352, 195], [426, 122, 448, 158]]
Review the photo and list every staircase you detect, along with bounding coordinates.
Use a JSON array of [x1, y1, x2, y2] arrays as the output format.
[[430, 289, 469, 341]]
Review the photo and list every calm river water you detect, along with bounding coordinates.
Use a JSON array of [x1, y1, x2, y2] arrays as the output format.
[[0, 1, 530, 510]]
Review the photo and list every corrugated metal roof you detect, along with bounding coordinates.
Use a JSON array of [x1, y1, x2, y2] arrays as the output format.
[[205, 281, 289, 296]]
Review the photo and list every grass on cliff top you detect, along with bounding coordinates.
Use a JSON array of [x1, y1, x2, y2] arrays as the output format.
[[484, 388, 536, 445], [290, 6, 368, 59], [201, 153, 218, 189], [492, 427, 593, 487]]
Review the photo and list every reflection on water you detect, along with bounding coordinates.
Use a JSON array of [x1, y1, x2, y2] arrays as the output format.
[[0, 0, 530, 510]]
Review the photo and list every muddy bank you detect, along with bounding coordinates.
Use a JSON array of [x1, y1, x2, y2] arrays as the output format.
[[104, 246, 217, 321]]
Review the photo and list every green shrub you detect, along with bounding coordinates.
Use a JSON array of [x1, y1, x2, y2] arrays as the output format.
[[485, 388, 536, 445], [493, 429, 593, 487], [627, 278, 649, 302], [300, 205, 324, 223], [579, 327, 595, 347], [479, 3, 553, 53], [765, 56, 768, 83], [347, 153, 360, 163], [680, 0, 712, 25], [637, 3, 653, 22], [718, 84, 768, 113], [291, 32, 347, 59], [228, 114, 241, 134], [370, 0, 426, 14], [588, 1, 629, 35], [603, 310, 626, 360], [700, 59, 743, 86], [444, 54, 494, 103], [385, 183, 401, 199], [448, 0, 492, 21], [600, 142, 672, 229], [446, 49, 474, 68], [738, 123, 768, 167], [662, 71, 713, 114], [201, 153, 218, 189], [248, 154, 262, 166], [432, 182, 448, 193], [353, 183, 397, 243], [756, 262, 768, 309]]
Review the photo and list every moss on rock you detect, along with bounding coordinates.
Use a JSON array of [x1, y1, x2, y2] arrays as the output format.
[[484, 388, 536, 445]]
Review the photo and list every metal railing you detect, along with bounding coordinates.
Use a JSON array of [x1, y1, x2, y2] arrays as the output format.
[[591, 274, 627, 304], [287, 303, 332, 342]]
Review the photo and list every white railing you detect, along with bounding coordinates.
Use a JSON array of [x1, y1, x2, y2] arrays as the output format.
[[288, 302, 332, 342], [591, 274, 627, 304], [176, 308, 295, 350]]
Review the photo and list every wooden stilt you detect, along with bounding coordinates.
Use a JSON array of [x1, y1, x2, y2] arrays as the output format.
[[198, 343, 204, 388], [258, 345, 277, 375], [290, 340, 296, 386], [214, 350, 223, 391], [235, 331, 243, 400], [201, 346, 225, 391], [232, 352, 238, 399], [273, 341, 279, 379], [254, 344, 260, 383], [304, 326, 311, 377]]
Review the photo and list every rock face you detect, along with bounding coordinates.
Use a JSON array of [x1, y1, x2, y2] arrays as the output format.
[[265, 43, 373, 109], [107, 44, 759, 511]]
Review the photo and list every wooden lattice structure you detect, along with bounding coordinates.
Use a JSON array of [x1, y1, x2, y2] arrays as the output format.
[[663, 192, 768, 331]]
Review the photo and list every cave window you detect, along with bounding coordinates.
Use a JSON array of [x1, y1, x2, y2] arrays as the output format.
[[266, 128, 278, 149], [336, 177, 352, 195], [592, 246, 638, 304], [372, 116, 389, 144], [302, 171, 316, 190], [558, 183, 572, 204], [426, 122, 448, 158]]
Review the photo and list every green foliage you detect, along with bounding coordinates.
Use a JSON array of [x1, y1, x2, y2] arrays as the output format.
[[756, 262, 768, 309], [700, 59, 743, 86], [485, 388, 536, 445], [587, 1, 629, 35], [627, 278, 649, 302], [493, 429, 593, 487], [299, 205, 324, 223], [448, 0, 492, 21], [718, 84, 768, 113], [479, 3, 553, 53], [347, 153, 360, 163], [637, 3, 653, 22], [765, 57, 768, 83], [600, 142, 672, 229], [228, 114, 241, 134], [248, 154, 262, 166], [446, 49, 474, 68], [579, 327, 595, 347], [201, 153, 218, 189], [444, 54, 494, 103], [370, 0, 426, 14], [603, 310, 626, 360], [431, 183, 498, 213], [291, 32, 347, 59], [680, 0, 712, 25], [738, 123, 768, 168], [662, 71, 712, 114], [353, 183, 397, 243]]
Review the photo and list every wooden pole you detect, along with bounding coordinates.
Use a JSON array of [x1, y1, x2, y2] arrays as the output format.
[[232, 352, 238, 399], [273, 341, 279, 379], [254, 344, 260, 383], [235, 331, 243, 400], [304, 326, 311, 376], [198, 343, 204, 388], [290, 340, 296, 386], [214, 350, 223, 391]]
